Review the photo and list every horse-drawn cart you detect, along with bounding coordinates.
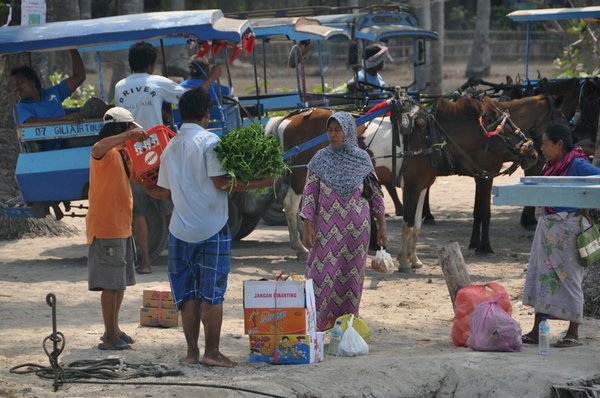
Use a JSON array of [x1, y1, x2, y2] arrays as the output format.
[[0, 10, 262, 258]]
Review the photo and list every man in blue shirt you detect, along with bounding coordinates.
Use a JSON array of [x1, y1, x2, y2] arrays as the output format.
[[347, 44, 389, 96], [11, 49, 87, 125]]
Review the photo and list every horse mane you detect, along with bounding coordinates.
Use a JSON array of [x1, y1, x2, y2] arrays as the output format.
[[434, 97, 483, 120]]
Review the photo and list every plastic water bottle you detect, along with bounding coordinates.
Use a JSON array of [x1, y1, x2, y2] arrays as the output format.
[[538, 316, 550, 356], [328, 320, 343, 356]]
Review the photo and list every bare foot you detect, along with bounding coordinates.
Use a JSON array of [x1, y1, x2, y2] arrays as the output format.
[[202, 351, 237, 368], [180, 348, 199, 365]]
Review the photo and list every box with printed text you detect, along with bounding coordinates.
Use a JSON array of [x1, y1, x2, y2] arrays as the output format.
[[248, 331, 324, 365], [243, 307, 316, 335], [243, 279, 315, 310], [142, 284, 176, 309]]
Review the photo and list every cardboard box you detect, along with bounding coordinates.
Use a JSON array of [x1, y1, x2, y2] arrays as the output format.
[[243, 279, 315, 310], [139, 306, 179, 328], [142, 285, 176, 309], [248, 332, 324, 365], [244, 307, 316, 335]]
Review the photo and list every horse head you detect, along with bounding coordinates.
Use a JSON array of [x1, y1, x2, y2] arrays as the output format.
[[481, 97, 539, 171]]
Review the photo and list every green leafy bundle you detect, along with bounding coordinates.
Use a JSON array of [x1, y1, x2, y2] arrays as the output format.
[[214, 123, 289, 184]]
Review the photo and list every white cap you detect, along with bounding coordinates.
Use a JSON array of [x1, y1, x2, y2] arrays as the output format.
[[103, 107, 142, 128]]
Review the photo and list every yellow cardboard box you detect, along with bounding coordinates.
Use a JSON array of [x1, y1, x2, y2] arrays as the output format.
[[248, 332, 324, 364], [139, 306, 179, 328]]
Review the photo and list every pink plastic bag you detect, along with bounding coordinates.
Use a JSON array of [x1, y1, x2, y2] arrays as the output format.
[[451, 283, 512, 347], [466, 298, 522, 352]]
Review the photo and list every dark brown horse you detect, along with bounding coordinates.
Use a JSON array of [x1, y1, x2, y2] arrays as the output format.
[[399, 96, 542, 271], [510, 78, 600, 229]]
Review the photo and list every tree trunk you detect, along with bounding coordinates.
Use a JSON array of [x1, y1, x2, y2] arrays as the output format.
[[164, 0, 189, 79], [429, 0, 444, 97], [465, 0, 491, 79], [414, 1, 431, 93], [107, 0, 144, 99], [438, 242, 472, 310]]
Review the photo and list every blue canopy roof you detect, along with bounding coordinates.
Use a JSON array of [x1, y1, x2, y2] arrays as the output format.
[[507, 6, 600, 22], [315, 12, 439, 41], [250, 17, 350, 41], [0, 10, 251, 55]]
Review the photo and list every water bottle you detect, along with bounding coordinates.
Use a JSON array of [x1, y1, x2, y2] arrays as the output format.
[[538, 316, 550, 356], [328, 320, 343, 356]]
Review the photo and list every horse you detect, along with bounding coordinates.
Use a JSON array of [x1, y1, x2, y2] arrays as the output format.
[[455, 77, 600, 230], [508, 78, 600, 229], [265, 106, 420, 260], [399, 95, 542, 271]]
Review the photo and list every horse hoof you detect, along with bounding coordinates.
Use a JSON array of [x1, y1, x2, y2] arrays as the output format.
[[411, 262, 423, 269], [296, 251, 308, 262], [397, 265, 413, 273], [422, 217, 436, 226]]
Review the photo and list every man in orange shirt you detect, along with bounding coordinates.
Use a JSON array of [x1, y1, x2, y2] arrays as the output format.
[[86, 107, 147, 350]]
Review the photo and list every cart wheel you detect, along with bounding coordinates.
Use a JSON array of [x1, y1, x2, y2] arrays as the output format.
[[261, 197, 286, 226], [261, 179, 288, 226], [234, 214, 262, 240]]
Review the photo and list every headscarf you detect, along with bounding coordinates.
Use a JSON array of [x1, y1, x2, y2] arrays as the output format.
[[542, 146, 587, 177], [307, 111, 374, 198], [542, 146, 587, 214]]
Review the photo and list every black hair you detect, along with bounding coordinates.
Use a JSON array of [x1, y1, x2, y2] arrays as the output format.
[[179, 87, 212, 121], [128, 41, 157, 73], [544, 123, 574, 151], [189, 58, 209, 79], [11, 66, 42, 91], [98, 121, 131, 140]]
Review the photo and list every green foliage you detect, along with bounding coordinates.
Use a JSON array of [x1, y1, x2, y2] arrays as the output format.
[[553, 20, 600, 78], [312, 82, 331, 94], [448, 5, 474, 30], [49, 72, 96, 108], [214, 123, 289, 187]]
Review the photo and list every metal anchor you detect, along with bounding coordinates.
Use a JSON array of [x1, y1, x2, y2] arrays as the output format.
[[44, 293, 65, 392]]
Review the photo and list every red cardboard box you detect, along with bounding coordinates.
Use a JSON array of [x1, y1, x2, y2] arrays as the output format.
[[244, 307, 316, 335]]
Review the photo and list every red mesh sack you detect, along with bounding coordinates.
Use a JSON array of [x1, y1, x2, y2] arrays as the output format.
[[451, 282, 512, 347]]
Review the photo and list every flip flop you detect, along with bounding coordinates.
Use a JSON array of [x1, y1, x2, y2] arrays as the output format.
[[521, 335, 538, 344], [97, 339, 131, 351], [100, 332, 134, 344], [135, 267, 152, 275], [553, 337, 583, 348]]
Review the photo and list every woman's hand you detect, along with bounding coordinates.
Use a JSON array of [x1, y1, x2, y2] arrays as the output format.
[[302, 219, 315, 250], [376, 215, 387, 248]]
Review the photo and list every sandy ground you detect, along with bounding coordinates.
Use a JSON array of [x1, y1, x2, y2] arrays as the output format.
[[2, 169, 600, 398]]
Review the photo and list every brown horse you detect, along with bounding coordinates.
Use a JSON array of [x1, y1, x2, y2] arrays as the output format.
[[399, 95, 542, 271], [265, 107, 414, 259]]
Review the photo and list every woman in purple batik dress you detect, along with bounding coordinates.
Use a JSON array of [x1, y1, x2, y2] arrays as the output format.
[[299, 111, 387, 331]]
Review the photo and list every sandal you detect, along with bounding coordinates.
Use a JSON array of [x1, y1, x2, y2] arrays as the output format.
[[553, 337, 583, 348], [521, 335, 538, 345]]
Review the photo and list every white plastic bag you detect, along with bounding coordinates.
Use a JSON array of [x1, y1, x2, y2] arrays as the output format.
[[337, 314, 369, 357], [371, 247, 394, 274]]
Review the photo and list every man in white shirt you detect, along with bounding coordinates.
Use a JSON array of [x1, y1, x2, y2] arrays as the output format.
[[114, 41, 187, 274], [143, 87, 275, 366]]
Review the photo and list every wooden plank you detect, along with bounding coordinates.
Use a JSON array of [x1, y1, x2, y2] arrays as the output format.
[[492, 176, 600, 208]]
